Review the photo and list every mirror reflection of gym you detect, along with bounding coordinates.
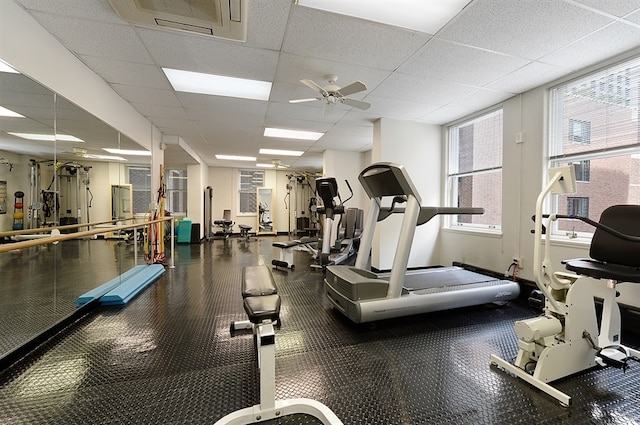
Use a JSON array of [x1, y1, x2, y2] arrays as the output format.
[[257, 187, 275, 235]]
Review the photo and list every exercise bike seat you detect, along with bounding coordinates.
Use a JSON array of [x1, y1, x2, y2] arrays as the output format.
[[563, 205, 640, 283]]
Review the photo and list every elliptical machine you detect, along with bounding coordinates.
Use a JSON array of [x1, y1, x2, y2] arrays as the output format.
[[491, 165, 640, 406], [315, 177, 359, 269]]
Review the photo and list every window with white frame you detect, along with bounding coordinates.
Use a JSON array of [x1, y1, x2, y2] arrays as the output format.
[[549, 55, 640, 238], [128, 166, 151, 214], [238, 170, 264, 214], [166, 168, 187, 214], [447, 109, 503, 230], [128, 166, 187, 215]]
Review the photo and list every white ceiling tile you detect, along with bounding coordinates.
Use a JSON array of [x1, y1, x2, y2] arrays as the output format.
[[282, 6, 431, 71], [540, 22, 640, 70], [79, 56, 169, 88], [486, 61, 570, 93], [136, 27, 279, 81], [364, 96, 441, 120], [570, 0, 640, 17], [438, 0, 614, 60], [625, 9, 640, 25], [18, 0, 124, 24], [132, 103, 189, 120], [110, 84, 182, 107], [398, 39, 530, 86], [370, 73, 476, 105], [31, 12, 153, 63], [244, 0, 292, 50]]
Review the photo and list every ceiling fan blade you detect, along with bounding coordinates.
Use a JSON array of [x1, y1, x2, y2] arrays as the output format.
[[342, 98, 371, 110], [289, 97, 319, 104], [338, 81, 367, 96], [300, 79, 328, 96]]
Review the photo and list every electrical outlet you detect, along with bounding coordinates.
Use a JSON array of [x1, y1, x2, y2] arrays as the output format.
[[513, 257, 523, 269]]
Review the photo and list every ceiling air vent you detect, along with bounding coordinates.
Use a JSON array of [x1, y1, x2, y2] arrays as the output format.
[[108, 0, 247, 42]]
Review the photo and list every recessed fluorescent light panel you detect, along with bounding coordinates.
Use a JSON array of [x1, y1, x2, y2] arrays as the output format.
[[263, 127, 323, 141], [256, 163, 275, 168], [0, 106, 24, 117], [215, 154, 257, 161], [259, 148, 303, 157], [103, 148, 151, 156], [163, 68, 272, 101], [8, 132, 84, 142], [296, 0, 470, 34]]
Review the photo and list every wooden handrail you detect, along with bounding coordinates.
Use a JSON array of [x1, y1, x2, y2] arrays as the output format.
[[0, 217, 173, 254], [0, 217, 136, 238]]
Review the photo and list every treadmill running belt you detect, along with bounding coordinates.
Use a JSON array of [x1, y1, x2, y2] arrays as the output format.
[[402, 268, 498, 291]]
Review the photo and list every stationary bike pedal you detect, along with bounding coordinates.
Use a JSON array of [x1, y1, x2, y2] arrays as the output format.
[[597, 346, 629, 372]]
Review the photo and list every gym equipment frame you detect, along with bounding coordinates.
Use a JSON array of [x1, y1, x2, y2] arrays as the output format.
[[490, 166, 640, 406], [325, 162, 519, 323]]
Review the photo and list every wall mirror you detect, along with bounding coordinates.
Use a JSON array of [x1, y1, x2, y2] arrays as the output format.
[[112, 184, 133, 220], [257, 187, 275, 235], [0, 64, 148, 364]]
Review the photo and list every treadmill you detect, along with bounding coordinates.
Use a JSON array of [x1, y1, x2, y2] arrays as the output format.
[[324, 162, 520, 323]]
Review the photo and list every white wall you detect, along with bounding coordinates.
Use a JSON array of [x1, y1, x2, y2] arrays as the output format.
[[371, 118, 442, 271]]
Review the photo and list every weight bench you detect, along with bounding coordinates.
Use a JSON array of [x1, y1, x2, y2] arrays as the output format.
[[271, 240, 301, 270], [238, 224, 256, 242], [217, 265, 343, 424]]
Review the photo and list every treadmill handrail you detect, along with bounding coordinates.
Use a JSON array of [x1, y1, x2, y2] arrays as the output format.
[[378, 206, 485, 225]]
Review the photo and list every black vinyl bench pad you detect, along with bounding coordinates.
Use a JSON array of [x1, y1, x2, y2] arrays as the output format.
[[273, 240, 301, 249], [244, 294, 281, 324], [242, 265, 277, 297]]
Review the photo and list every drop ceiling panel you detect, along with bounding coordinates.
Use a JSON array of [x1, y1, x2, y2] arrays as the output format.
[[539, 22, 640, 70], [363, 95, 442, 120], [571, 0, 640, 17], [282, 6, 431, 71], [437, 0, 614, 60], [131, 103, 190, 120], [370, 73, 476, 105], [14, 0, 125, 23], [110, 84, 182, 107], [79, 56, 170, 89], [243, 0, 291, 50], [136, 27, 280, 81], [31, 12, 154, 63], [398, 39, 530, 87], [486, 61, 570, 93]]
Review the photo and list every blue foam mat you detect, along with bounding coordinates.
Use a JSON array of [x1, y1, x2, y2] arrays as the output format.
[[100, 264, 165, 306], [75, 265, 150, 307]]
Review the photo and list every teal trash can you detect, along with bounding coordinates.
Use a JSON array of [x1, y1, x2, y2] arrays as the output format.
[[177, 219, 192, 244]]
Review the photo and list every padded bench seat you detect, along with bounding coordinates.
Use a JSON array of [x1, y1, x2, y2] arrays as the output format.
[[244, 294, 281, 324], [272, 240, 301, 249], [242, 265, 277, 297]]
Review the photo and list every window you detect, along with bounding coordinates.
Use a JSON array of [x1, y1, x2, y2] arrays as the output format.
[[549, 55, 640, 237], [128, 166, 151, 214], [573, 160, 590, 182], [128, 166, 187, 214], [567, 197, 589, 217], [447, 109, 503, 230], [568, 119, 590, 144], [166, 168, 187, 214], [239, 170, 264, 214]]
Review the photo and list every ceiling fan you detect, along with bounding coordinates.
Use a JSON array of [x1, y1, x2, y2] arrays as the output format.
[[289, 75, 371, 114]]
